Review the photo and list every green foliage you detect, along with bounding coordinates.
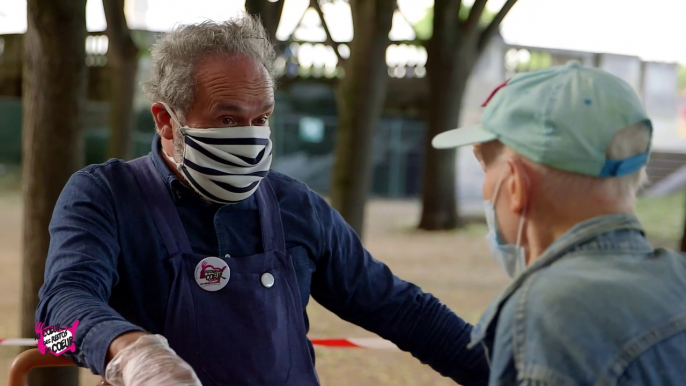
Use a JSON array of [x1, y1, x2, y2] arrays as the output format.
[[412, 4, 497, 40], [679, 64, 686, 92], [636, 191, 685, 243], [526, 51, 552, 71], [414, 8, 433, 40], [130, 30, 158, 58]]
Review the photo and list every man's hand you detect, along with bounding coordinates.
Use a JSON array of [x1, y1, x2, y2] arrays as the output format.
[[104, 333, 201, 386], [107, 332, 148, 364]]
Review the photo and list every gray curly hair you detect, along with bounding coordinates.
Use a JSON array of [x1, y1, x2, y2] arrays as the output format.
[[141, 15, 277, 121]]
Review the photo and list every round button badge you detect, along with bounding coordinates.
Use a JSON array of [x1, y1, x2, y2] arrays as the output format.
[[195, 257, 230, 292]]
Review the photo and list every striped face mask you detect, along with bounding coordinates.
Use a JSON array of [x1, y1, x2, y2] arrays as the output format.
[[161, 102, 273, 204]]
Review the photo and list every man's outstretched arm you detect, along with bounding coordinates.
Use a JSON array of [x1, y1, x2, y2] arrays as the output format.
[[307, 190, 489, 386]]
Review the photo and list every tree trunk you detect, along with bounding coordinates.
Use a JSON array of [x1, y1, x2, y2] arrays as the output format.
[[418, 0, 478, 231], [244, 0, 285, 42], [104, 0, 139, 160], [21, 0, 87, 385], [680, 191, 686, 252], [330, 0, 396, 236], [419, 47, 473, 230], [417, 0, 516, 231]]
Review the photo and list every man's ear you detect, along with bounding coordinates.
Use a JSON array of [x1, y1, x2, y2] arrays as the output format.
[[473, 145, 486, 171], [506, 158, 529, 214], [151, 102, 174, 140]]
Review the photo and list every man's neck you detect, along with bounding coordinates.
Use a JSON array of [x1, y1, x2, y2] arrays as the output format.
[[525, 203, 635, 265]]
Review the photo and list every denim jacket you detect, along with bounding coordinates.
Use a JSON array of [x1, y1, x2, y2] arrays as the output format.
[[469, 213, 686, 386]]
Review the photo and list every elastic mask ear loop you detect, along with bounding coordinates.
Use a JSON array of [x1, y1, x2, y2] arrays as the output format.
[[159, 101, 183, 128], [514, 171, 531, 248], [162, 147, 178, 166], [158, 101, 186, 168], [514, 205, 527, 247], [491, 167, 509, 205]]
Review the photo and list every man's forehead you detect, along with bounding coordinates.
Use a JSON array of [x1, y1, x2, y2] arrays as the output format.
[[194, 54, 272, 86], [193, 54, 274, 110]]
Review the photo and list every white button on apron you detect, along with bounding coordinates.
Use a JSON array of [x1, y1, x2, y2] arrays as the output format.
[[261, 273, 275, 288]]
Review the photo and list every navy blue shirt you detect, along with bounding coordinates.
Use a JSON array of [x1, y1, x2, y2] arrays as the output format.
[[37, 135, 488, 385]]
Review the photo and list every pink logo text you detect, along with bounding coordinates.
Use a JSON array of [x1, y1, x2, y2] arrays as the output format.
[[35, 320, 79, 356]]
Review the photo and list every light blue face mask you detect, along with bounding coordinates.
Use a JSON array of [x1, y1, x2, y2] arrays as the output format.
[[483, 169, 527, 278]]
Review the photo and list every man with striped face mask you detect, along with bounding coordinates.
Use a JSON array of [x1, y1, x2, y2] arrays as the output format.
[[159, 101, 273, 204], [36, 16, 489, 386]]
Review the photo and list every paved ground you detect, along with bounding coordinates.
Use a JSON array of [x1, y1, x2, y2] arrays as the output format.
[[0, 191, 510, 386]]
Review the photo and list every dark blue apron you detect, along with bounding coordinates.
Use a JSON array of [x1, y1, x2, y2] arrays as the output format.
[[128, 156, 320, 386]]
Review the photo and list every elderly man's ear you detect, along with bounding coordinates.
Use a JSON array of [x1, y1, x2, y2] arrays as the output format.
[[473, 145, 486, 171], [152, 102, 175, 140], [505, 159, 530, 214]]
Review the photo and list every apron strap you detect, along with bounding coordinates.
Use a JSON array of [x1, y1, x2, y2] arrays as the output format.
[[127, 156, 193, 256], [255, 178, 286, 253]]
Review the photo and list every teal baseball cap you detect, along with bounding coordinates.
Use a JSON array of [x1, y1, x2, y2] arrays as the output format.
[[431, 61, 653, 177]]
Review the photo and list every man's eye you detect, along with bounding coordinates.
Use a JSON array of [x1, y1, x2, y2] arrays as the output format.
[[255, 117, 268, 125], [221, 117, 236, 125]]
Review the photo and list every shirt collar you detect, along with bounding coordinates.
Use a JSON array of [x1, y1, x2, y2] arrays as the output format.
[[149, 133, 176, 186], [468, 212, 649, 349], [149, 132, 210, 205]]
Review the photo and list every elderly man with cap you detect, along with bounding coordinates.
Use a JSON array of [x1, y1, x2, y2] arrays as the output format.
[[432, 62, 686, 385], [36, 15, 489, 386]]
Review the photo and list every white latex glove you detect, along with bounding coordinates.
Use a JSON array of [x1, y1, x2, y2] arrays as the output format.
[[104, 334, 202, 386]]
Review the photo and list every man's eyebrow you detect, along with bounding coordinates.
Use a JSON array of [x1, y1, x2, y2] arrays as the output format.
[[211, 101, 275, 113], [212, 103, 244, 113]]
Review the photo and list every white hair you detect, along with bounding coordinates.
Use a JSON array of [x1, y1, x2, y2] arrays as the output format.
[[523, 122, 651, 206], [141, 16, 276, 122]]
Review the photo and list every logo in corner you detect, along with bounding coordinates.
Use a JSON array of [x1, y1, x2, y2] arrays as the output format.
[[35, 320, 79, 356]]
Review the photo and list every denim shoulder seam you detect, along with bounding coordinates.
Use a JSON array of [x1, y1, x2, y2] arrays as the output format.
[[77, 158, 121, 176], [74, 168, 118, 225], [596, 312, 686, 386]]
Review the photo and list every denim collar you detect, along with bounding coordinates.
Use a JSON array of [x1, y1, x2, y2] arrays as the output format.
[[469, 212, 651, 349]]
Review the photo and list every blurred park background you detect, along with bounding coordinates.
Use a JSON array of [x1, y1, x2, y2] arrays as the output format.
[[1, 0, 685, 385]]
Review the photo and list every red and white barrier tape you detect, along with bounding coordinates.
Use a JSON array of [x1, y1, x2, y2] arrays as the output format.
[[0, 338, 38, 346], [310, 338, 398, 349], [1, 338, 398, 350]]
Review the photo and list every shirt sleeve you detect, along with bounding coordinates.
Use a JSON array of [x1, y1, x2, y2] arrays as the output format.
[[307, 190, 490, 386], [36, 170, 145, 376]]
